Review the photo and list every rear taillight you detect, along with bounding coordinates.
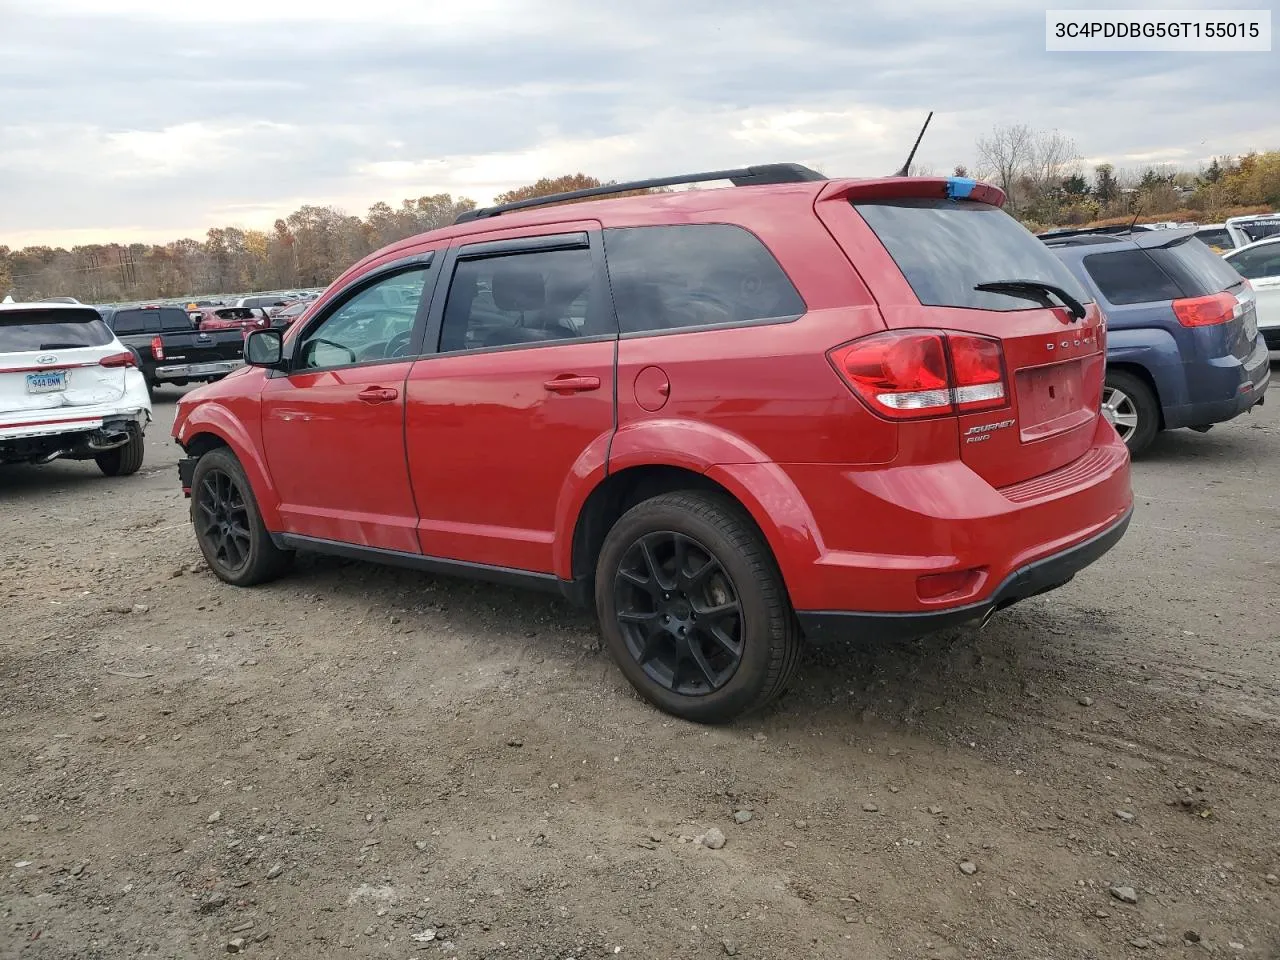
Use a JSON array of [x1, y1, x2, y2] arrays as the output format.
[[828, 330, 1008, 420], [99, 351, 136, 368], [151, 336, 165, 360], [1172, 291, 1235, 328], [948, 334, 1006, 412]]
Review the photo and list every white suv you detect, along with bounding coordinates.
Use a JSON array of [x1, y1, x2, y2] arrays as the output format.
[[1, 302, 152, 474]]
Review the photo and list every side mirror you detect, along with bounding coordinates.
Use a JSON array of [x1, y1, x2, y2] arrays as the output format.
[[245, 329, 285, 368]]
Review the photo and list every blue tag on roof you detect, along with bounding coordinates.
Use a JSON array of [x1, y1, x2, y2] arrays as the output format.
[[945, 177, 977, 200]]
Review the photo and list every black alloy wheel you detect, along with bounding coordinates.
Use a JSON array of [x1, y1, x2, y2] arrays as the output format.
[[613, 531, 745, 696], [195, 468, 252, 575]]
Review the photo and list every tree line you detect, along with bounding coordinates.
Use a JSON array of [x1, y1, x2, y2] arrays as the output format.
[[3, 145, 1278, 304]]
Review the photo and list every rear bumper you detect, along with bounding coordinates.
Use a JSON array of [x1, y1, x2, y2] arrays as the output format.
[[154, 359, 244, 381], [797, 506, 1132, 641], [1168, 337, 1270, 427], [739, 415, 1132, 631]]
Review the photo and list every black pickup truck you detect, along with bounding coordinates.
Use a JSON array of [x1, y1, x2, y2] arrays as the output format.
[[97, 305, 246, 391]]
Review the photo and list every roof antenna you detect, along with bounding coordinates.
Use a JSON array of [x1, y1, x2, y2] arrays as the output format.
[[895, 111, 934, 177], [1127, 200, 1143, 233]]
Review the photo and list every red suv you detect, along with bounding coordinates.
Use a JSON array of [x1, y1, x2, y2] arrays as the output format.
[[173, 164, 1132, 723]]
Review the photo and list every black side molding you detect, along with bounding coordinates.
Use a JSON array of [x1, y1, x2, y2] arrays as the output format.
[[270, 533, 562, 594], [796, 507, 1133, 643]]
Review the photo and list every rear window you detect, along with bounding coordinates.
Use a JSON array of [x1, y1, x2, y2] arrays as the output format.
[[854, 199, 1092, 311], [110, 309, 162, 335], [0, 308, 114, 351], [1082, 250, 1183, 304], [1151, 236, 1246, 296], [1195, 227, 1233, 252]]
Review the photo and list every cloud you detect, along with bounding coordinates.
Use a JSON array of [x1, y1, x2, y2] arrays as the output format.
[[1, 0, 1277, 247]]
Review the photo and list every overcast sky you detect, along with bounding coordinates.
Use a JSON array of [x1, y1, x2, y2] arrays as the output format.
[[1, 0, 1276, 247]]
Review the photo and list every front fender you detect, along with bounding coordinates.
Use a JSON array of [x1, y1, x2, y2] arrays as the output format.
[[174, 401, 281, 531]]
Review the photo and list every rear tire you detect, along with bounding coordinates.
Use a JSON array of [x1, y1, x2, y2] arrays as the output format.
[[1103, 369, 1159, 456], [190, 447, 292, 586], [594, 491, 802, 724], [95, 429, 145, 477]]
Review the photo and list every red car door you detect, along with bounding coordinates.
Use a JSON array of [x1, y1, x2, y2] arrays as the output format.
[[404, 226, 616, 574], [259, 254, 438, 552]]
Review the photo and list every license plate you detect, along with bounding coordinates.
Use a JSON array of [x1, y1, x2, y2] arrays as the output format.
[[26, 371, 67, 394], [1016, 360, 1083, 427], [189, 363, 227, 375]]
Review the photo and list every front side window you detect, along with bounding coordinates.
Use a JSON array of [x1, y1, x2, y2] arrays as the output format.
[[438, 246, 603, 353], [296, 267, 429, 369], [603, 224, 805, 334], [1226, 243, 1280, 281]]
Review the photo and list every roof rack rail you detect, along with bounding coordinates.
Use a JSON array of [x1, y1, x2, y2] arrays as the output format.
[[455, 162, 827, 224]]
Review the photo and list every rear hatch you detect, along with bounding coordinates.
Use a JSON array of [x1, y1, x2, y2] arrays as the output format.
[[1138, 234, 1259, 362], [0, 307, 132, 419], [821, 186, 1106, 488]]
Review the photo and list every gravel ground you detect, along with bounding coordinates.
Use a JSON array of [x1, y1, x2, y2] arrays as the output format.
[[2, 372, 1278, 960]]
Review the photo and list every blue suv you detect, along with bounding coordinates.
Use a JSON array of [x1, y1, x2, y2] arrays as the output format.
[[1042, 227, 1270, 454]]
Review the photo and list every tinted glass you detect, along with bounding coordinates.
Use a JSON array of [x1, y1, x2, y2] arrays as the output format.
[[603, 225, 804, 334], [439, 247, 603, 352], [157, 307, 193, 331], [0, 309, 115, 351], [1151, 237, 1246, 296], [1236, 219, 1280, 243], [297, 267, 429, 369], [854, 198, 1092, 310], [1226, 243, 1280, 281], [1195, 228, 1233, 252], [109, 309, 161, 335], [1083, 250, 1184, 304]]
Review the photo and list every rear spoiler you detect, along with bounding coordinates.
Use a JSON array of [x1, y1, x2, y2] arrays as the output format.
[[818, 176, 1006, 207]]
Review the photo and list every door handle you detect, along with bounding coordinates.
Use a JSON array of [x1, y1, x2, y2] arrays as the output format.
[[543, 375, 601, 394], [357, 386, 399, 403]]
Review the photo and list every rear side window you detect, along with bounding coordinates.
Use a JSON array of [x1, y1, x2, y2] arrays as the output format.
[[1082, 250, 1184, 304], [603, 224, 805, 334], [0, 308, 114, 351], [1150, 237, 1246, 296], [853, 198, 1092, 310], [111, 309, 162, 335]]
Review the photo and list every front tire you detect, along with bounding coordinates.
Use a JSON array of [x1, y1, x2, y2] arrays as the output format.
[[1102, 369, 1159, 456], [594, 491, 802, 724], [190, 447, 292, 586], [95, 429, 145, 477]]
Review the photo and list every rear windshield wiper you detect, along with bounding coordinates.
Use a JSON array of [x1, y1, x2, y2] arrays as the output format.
[[39, 341, 85, 349], [973, 279, 1086, 321]]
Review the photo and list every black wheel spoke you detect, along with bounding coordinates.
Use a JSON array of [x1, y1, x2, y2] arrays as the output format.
[[686, 641, 719, 689], [196, 467, 253, 574], [612, 529, 744, 698]]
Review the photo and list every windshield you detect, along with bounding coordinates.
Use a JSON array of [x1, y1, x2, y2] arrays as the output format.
[[854, 198, 1093, 310], [1234, 219, 1280, 244], [0, 308, 115, 351]]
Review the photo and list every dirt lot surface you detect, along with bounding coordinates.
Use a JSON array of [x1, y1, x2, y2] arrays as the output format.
[[3, 374, 1279, 960]]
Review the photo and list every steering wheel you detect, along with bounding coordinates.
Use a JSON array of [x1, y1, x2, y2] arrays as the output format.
[[385, 330, 415, 358]]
